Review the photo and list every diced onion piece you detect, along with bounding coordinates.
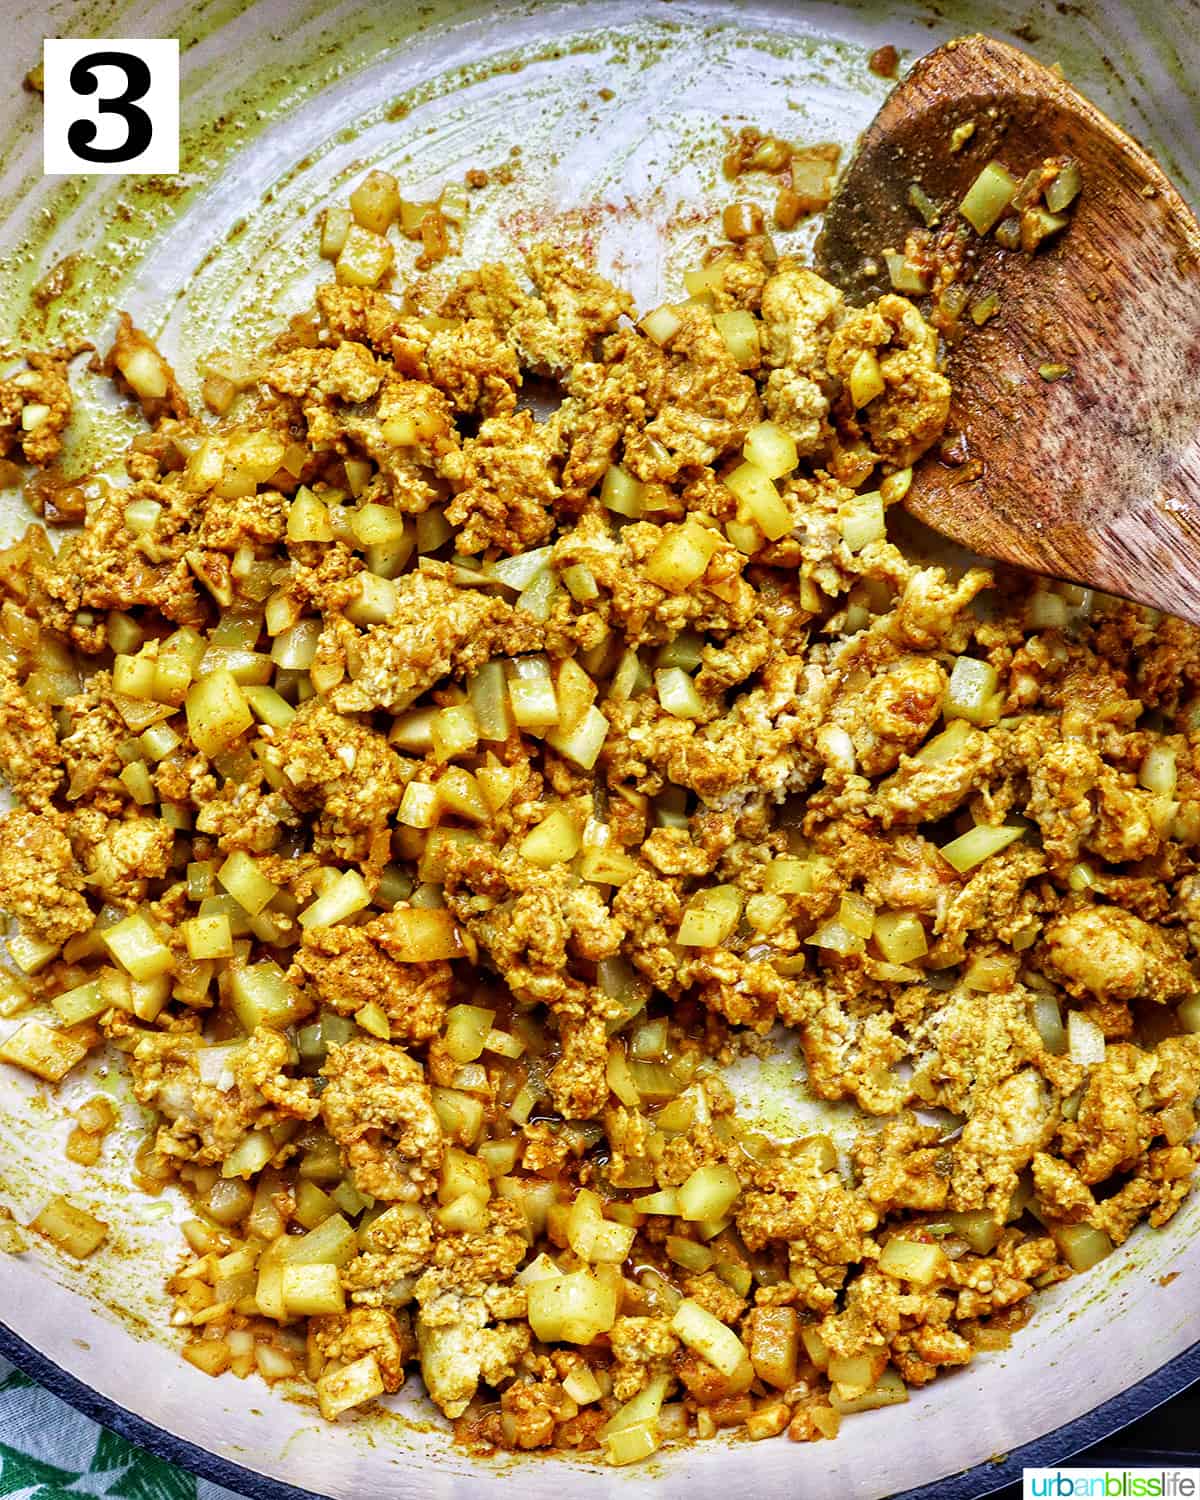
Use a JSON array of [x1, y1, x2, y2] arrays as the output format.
[[713, 310, 761, 368], [1139, 745, 1177, 798], [677, 885, 742, 947], [1030, 994, 1067, 1055], [807, 918, 864, 956], [520, 808, 581, 867], [600, 1370, 671, 1443], [526, 1270, 618, 1344], [743, 421, 798, 479], [670, 1298, 749, 1378], [939, 824, 1024, 873], [959, 161, 1018, 233], [1052, 1221, 1113, 1273], [631, 1189, 680, 1216], [878, 1237, 949, 1286], [873, 911, 928, 964], [299, 870, 371, 929], [945, 655, 1002, 725], [103, 912, 173, 981], [1020, 206, 1069, 252], [656, 667, 704, 720], [677, 1164, 740, 1222], [601, 464, 645, 518], [848, 349, 885, 408], [839, 491, 885, 551], [1067, 1009, 1106, 1066]]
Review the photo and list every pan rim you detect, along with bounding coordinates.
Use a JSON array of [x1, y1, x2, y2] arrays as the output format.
[[1, 1317, 1196, 1499]]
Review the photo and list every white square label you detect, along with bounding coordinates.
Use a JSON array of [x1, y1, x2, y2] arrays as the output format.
[[43, 38, 179, 175]]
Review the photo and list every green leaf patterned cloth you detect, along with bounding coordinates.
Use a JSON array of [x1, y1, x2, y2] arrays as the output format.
[[0, 1358, 239, 1500]]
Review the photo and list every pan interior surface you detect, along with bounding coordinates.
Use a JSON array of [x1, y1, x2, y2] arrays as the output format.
[[0, 2, 1198, 1497]]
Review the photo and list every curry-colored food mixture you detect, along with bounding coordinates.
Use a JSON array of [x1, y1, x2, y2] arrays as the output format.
[[1, 207, 1199, 1465]]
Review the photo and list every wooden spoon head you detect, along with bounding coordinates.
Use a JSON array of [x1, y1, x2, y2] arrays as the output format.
[[817, 34, 1200, 624]]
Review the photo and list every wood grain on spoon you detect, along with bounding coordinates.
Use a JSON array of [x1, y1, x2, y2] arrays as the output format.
[[816, 34, 1200, 623]]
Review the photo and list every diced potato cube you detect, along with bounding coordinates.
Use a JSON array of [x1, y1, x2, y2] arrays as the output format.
[[546, 704, 609, 770], [320, 205, 352, 259], [749, 1306, 799, 1390], [873, 911, 929, 964], [350, 169, 402, 233], [30, 1196, 108, 1258], [186, 669, 253, 758], [51, 978, 109, 1027], [579, 846, 639, 886], [829, 1367, 909, 1414], [601, 464, 645, 517], [878, 1237, 950, 1286], [317, 1353, 385, 1420], [383, 907, 465, 962], [299, 870, 371, 929], [0, 1020, 88, 1081], [282, 1261, 346, 1316], [959, 161, 1018, 234], [655, 667, 704, 720], [345, 573, 398, 627], [742, 421, 798, 479], [229, 961, 309, 1031], [335, 226, 394, 288], [713, 310, 760, 368], [281, 1212, 358, 1266], [640, 304, 684, 345], [520, 808, 581, 867], [644, 520, 719, 592], [848, 349, 885, 408], [945, 655, 1002, 725], [431, 704, 479, 763], [526, 1270, 619, 1344], [102, 912, 174, 982], [677, 885, 742, 947], [839, 491, 886, 551], [444, 1004, 495, 1064], [724, 460, 792, 540], [217, 851, 279, 917]]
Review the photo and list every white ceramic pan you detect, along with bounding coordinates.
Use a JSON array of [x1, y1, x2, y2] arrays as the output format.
[[1, 2, 1198, 1496]]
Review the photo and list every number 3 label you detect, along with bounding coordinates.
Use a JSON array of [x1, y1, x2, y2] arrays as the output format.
[[43, 38, 178, 175]]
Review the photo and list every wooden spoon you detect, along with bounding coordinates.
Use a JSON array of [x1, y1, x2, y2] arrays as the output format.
[[816, 33, 1200, 623]]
